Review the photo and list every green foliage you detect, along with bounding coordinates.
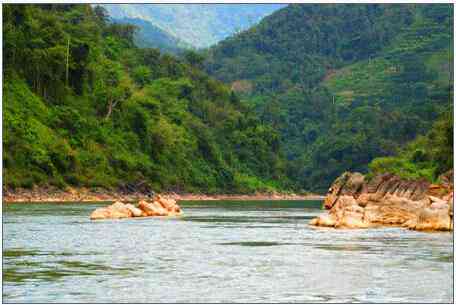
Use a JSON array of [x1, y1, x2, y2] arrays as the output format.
[[3, 4, 290, 194], [182, 50, 206, 69], [206, 4, 419, 94], [205, 4, 453, 191], [368, 111, 453, 181], [4, 4, 453, 195], [132, 65, 152, 87]]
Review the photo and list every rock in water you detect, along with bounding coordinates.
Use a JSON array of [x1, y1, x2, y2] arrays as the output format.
[[90, 196, 183, 220], [90, 201, 132, 220], [310, 171, 453, 231], [89, 207, 111, 220], [156, 196, 182, 215], [407, 208, 452, 231], [138, 200, 165, 216], [125, 203, 143, 217]]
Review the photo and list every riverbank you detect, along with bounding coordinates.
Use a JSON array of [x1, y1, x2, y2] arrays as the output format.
[[2, 187, 324, 203]]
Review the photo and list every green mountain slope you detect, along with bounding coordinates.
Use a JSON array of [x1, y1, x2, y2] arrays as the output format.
[[368, 110, 453, 182], [101, 4, 285, 48], [205, 4, 453, 192], [3, 4, 288, 194]]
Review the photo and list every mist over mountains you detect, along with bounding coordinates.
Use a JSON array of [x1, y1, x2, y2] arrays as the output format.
[[102, 4, 285, 49]]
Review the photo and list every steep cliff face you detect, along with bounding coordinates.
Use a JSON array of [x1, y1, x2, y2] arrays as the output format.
[[310, 171, 453, 231]]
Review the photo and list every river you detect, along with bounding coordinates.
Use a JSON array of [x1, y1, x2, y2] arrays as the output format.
[[3, 200, 453, 303]]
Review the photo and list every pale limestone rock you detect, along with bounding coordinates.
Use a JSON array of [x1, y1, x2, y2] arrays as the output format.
[[309, 213, 336, 227], [408, 208, 452, 231], [90, 197, 183, 220], [125, 203, 143, 217], [90, 201, 132, 220], [309, 171, 453, 231], [90, 207, 111, 220]]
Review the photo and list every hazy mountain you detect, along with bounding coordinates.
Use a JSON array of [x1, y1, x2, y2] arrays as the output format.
[[102, 4, 286, 48], [112, 17, 191, 54]]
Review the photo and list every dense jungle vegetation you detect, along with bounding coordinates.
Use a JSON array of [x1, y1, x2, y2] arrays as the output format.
[[3, 4, 453, 195], [205, 4, 453, 192], [3, 4, 290, 194]]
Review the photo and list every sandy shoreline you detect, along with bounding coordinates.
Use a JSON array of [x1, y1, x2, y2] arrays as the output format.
[[2, 187, 324, 203]]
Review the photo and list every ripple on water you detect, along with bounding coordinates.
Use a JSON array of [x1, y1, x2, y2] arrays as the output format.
[[3, 259, 137, 283], [3, 248, 101, 257], [217, 241, 295, 247], [2, 201, 453, 303], [313, 244, 372, 252]]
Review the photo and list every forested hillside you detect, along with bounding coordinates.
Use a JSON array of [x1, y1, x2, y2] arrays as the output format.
[[3, 4, 289, 194], [3, 4, 453, 195], [205, 4, 453, 192], [368, 110, 453, 181]]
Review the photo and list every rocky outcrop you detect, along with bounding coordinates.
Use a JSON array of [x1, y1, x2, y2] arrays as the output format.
[[90, 195, 182, 220], [310, 171, 453, 231], [90, 201, 133, 220]]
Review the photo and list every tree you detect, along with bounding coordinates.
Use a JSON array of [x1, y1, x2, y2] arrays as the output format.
[[183, 50, 205, 69]]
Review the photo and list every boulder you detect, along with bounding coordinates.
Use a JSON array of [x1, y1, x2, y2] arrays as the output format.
[[323, 194, 338, 209], [309, 172, 453, 231], [138, 200, 168, 216], [428, 196, 448, 210], [366, 173, 393, 194], [335, 201, 368, 229], [323, 172, 364, 209], [328, 172, 351, 196], [138, 200, 159, 216], [125, 203, 143, 217], [438, 170, 453, 189], [111, 201, 132, 213], [357, 193, 372, 207], [427, 184, 449, 198], [342, 173, 365, 197], [90, 201, 132, 220], [154, 196, 182, 215], [90, 197, 183, 220], [449, 195, 453, 217], [407, 208, 452, 231], [151, 201, 169, 216], [90, 207, 111, 220], [309, 213, 336, 227]]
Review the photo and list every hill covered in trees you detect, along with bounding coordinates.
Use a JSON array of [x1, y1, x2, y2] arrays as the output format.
[[3, 4, 290, 194], [3, 4, 453, 195], [205, 4, 453, 192]]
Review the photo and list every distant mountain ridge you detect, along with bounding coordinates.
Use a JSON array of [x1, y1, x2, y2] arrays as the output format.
[[112, 17, 191, 54], [101, 4, 286, 48]]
